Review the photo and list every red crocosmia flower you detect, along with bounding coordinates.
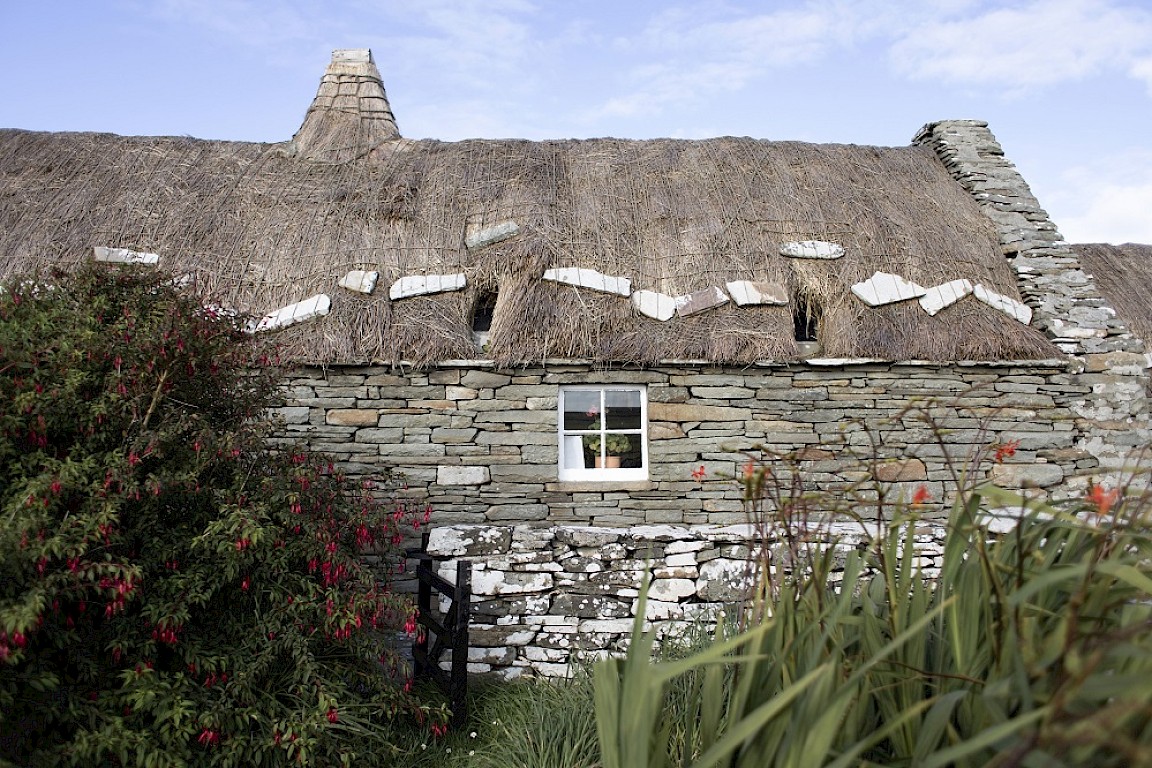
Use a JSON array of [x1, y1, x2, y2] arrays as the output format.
[[743, 459, 756, 479], [1089, 485, 1119, 516], [691, 465, 706, 482], [994, 439, 1020, 463], [326, 707, 339, 724], [912, 486, 932, 506]]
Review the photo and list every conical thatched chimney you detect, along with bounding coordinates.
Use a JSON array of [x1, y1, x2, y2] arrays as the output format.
[[290, 49, 400, 163]]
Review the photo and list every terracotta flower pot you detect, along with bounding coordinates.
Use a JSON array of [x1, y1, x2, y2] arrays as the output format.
[[595, 456, 622, 468]]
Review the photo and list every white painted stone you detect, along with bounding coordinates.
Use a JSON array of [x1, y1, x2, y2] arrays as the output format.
[[338, 270, 379, 295], [425, 527, 477, 557], [674, 286, 729, 317], [578, 619, 636, 634], [389, 273, 467, 300], [648, 578, 696, 601], [725, 280, 789, 307], [779, 240, 844, 259], [471, 570, 553, 596], [973, 284, 1033, 324], [466, 221, 520, 250], [436, 465, 490, 486], [629, 525, 688, 540], [918, 279, 973, 316], [643, 600, 686, 620], [631, 290, 677, 321], [93, 246, 159, 265], [697, 558, 755, 602], [664, 552, 698, 567], [652, 565, 698, 579], [850, 272, 927, 307], [254, 294, 331, 332], [543, 267, 631, 297]]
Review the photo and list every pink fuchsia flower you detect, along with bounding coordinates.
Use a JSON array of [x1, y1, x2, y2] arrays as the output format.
[[197, 728, 219, 746], [326, 707, 339, 724]]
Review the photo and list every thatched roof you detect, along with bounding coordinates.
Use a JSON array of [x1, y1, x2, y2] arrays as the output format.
[[0, 52, 1054, 366], [1072, 243, 1152, 347]]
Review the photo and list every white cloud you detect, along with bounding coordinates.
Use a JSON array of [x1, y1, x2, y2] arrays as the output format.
[[145, 0, 329, 49], [584, 3, 857, 125], [888, 0, 1152, 92], [1131, 56, 1152, 95], [1046, 150, 1152, 244]]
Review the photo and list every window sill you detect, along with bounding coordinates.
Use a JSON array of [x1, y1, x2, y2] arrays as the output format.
[[546, 480, 655, 492]]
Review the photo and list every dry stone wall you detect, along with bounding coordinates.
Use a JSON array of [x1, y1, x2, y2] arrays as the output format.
[[421, 521, 954, 678], [272, 356, 1147, 673], [274, 359, 1112, 530], [914, 120, 1150, 468]]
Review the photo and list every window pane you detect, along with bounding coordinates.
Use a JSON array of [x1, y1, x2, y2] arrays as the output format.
[[563, 390, 601, 431], [604, 389, 641, 430]]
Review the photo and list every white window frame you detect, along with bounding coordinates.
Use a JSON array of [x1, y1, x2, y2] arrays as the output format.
[[557, 385, 648, 482]]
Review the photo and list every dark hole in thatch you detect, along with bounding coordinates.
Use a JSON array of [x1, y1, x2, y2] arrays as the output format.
[[472, 292, 497, 332], [793, 292, 821, 342]]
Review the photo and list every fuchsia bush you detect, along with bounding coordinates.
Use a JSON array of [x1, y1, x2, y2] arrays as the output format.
[[0, 265, 443, 766]]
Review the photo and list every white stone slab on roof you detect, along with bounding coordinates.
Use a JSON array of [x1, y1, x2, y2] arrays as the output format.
[[725, 280, 788, 306], [466, 221, 520, 250], [254, 294, 331, 332], [973, 284, 1032, 324], [93, 246, 159, 265], [338, 270, 379, 295], [389, 273, 467, 300], [918, 278, 974, 316], [779, 240, 844, 259], [631, 290, 677, 321], [851, 272, 927, 307], [543, 268, 631, 296]]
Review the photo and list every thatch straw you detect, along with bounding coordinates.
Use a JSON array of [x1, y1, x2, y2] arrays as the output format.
[[0, 124, 1054, 366], [1072, 243, 1152, 346]]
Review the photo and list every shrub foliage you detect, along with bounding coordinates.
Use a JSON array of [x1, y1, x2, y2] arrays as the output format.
[[0, 265, 437, 766]]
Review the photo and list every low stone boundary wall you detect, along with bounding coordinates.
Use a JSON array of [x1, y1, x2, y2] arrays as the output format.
[[424, 522, 952, 678]]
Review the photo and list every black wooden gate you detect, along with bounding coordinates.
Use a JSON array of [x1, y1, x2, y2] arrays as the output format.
[[408, 535, 471, 726]]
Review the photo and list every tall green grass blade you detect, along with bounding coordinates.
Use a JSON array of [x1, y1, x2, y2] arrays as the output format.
[[919, 708, 1048, 768]]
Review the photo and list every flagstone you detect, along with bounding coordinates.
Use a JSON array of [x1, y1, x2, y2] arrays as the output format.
[[918, 278, 973, 316], [389, 273, 467, 300], [851, 272, 927, 306], [543, 268, 631, 296], [779, 240, 844, 259], [338, 270, 379, 294], [631, 289, 677, 321], [725, 280, 788, 306]]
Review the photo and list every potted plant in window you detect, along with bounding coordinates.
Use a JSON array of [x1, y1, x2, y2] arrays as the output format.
[[584, 434, 632, 468]]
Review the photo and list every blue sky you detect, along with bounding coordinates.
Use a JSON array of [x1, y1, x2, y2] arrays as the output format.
[[2, 0, 1150, 243]]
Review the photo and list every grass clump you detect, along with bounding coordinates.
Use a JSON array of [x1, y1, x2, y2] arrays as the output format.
[[594, 468, 1152, 767]]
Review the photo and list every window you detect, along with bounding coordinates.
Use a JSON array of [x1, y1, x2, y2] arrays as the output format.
[[472, 291, 498, 352], [558, 386, 648, 481]]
